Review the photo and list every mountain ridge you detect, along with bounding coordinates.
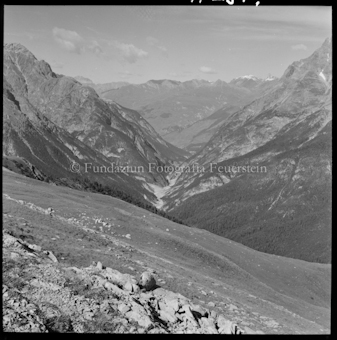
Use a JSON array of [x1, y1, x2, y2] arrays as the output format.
[[162, 38, 332, 263], [3, 43, 188, 209]]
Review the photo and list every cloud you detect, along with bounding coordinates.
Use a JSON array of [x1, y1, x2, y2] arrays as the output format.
[[199, 66, 217, 74], [291, 43, 308, 51], [146, 36, 159, 46], [49, 61, 64, 69], [110, 41, 148, 63], [146, 36, 168, 55], [86, 40, 104, 56], [52, 27, 104, 57], [52, 27, 85, 54]]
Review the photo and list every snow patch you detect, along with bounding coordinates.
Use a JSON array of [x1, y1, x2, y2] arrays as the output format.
[[240, 75, 258, 80], [265, 75, 277, 81], [64, 143, 85, 160], [319, 71, 326, 82], [101, 150, 121, 158]]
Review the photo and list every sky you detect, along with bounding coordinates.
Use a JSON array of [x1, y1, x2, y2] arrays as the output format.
[[4, 5, 332, 84]]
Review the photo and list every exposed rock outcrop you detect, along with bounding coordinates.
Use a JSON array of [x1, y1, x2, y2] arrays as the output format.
[[3, 230, 244, 334]]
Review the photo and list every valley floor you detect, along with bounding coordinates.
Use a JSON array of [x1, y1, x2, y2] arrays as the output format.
[[2, 169, 331, 334]]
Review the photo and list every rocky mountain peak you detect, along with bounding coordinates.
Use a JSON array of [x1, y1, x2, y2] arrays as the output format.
[[281, 38, 332, 82], [4, 43, 37, 58], [264, 75, 277, 81], [4, 43, 56, 89]]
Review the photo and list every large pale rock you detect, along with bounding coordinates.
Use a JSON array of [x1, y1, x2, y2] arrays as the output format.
[[217, 314, 233, 334], [153, 288, 188, 305], [199, 317, 218, 334], [159, 309, 178, 324], [28, 244, 42, 252], [158, 300, 176, 321], [104, 267, 137, 291], [124, 281, 133, 292], [104, 281, 124, 297], [125, 310, 153, 329], [164, 298, 180, 313], [180, 304, 199, 328], [139, 272, 156, 291], [118, 302, 131, 314], [190, 304, 208, 317], [43, 250, 58, 263]]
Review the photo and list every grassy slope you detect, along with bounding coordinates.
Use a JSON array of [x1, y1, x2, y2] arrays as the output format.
[[2, 169, 331, 334], [170, 120, 331, 263]]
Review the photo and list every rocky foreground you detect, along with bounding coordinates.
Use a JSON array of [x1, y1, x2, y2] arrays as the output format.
[[3, 229, 248, 334]]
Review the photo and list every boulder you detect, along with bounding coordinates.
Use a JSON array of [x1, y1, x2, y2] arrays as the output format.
[[43, 250, 58, 263], [139, 272, 156, 291], [217, 314, 234, 334], [96, 261, 103, 270], [159, 309, 178, 324], [180, 304, 199, 328], [125, 310, 153, 329], [28, 244, 42, 252], [153, 288, 188, 305], [164, 298, 180, 313], [199, 317, 218, 334], [118, 302, 131, 314], [104, 282, 124, 297], [104, 267, 129, 287], [158, 300, 176, 318], [124, 281, 139, 292], [190, 304, 208, 317]]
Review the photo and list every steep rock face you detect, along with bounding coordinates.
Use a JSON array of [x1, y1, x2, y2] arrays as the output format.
[[3, 43, 186, 191], [166, 38, 332, 263], [3, 77, 153, 201], [184, 38, 331, 168]]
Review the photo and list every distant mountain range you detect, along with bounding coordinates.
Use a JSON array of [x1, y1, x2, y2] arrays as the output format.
[[73, 76, 130, 94], [163, 38, 332, 263], [98, 76, 278, 152]]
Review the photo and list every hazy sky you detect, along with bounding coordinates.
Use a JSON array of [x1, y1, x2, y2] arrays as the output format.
[[4, 5, 332, 84]]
